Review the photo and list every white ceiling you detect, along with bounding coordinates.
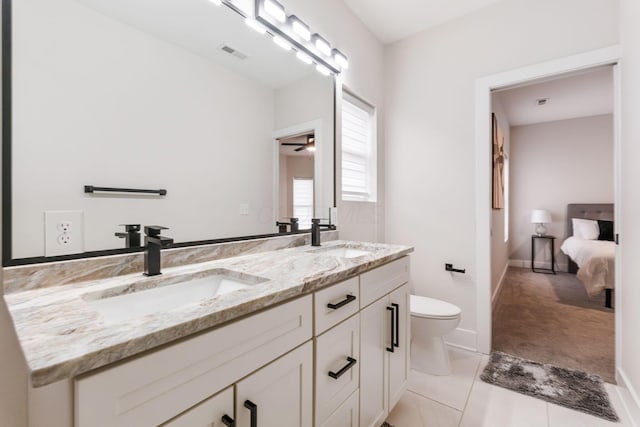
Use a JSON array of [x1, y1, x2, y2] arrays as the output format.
[[343, 0, 502, 44], [76, 0, 313, 88], [493, 66, 614, 127]]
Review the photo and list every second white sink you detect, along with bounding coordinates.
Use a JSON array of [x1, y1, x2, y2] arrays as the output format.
[[308, 244, 374, 259]]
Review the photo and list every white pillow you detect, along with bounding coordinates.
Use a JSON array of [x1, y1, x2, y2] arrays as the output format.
[[572, 218, 600, 240]]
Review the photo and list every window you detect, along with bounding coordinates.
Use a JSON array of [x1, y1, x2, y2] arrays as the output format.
[[342, 91, 377, 202], [293, 178, 314, 229]]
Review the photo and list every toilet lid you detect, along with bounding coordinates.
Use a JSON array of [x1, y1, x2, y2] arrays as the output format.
[[410, 295, 461, 319]]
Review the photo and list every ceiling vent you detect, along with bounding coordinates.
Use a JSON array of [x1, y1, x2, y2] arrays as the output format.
[[219, 44, 248, 60], [536, 98, 550, 106]]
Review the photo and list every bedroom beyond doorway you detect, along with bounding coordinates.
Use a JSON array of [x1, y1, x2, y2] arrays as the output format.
[[489, 64, 616, 384]]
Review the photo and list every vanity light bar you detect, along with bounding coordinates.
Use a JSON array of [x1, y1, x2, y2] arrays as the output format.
[[264, 0, 286, 23], [254, 0, 344, 74]]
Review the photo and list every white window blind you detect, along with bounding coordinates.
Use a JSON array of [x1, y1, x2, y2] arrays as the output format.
[[293, 178, 314, 229], [342, 92, 376, 202]]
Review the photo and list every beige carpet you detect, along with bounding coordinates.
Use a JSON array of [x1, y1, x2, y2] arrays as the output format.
[[492, 267, 615, 383]]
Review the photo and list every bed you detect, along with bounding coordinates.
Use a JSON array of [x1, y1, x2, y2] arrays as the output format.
[[561, 203, 615, 308]]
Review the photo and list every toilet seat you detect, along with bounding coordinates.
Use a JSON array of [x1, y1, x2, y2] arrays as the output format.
[[410, 295, 461, 319]]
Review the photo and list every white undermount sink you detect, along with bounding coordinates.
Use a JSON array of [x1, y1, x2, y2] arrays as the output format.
[[85, 270, 267, 323], [308, 244, 374, 259]]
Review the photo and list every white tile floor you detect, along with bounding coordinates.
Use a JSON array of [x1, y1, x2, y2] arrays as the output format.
[[386, 347, 633, 427]]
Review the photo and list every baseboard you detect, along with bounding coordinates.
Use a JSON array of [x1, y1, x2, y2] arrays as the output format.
[[616, 368, 640, 426], [491, 263, 509, 309], [445, 327, 477, 352], [508, 258, 568, 272]]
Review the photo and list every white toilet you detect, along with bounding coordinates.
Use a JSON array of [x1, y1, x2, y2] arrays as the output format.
[[410, 295, 462, 375]]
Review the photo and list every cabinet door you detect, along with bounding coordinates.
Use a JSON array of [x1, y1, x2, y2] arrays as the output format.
[[236, 341, 313, 427], [162, 386, 234, 427], [320, 390, 359, 427], [359, 296, 390, 427], [315, 314, 360, 426], [388, 283, 410, 410]]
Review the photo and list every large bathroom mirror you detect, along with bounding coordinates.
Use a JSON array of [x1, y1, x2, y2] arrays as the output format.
[[2, 0, 335, 264]]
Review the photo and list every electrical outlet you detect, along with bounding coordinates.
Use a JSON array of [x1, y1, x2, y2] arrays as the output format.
[[45, 211, 84, 256], [239, 203, 249, 216]]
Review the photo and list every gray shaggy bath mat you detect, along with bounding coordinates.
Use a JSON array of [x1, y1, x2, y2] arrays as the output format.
[[480, 351, 618, 421], [381, 423, 394, 427]]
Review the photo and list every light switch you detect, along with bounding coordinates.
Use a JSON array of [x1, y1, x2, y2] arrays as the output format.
[[239, 203, 250, 215]]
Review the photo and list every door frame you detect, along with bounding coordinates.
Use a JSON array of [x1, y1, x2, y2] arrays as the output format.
[[474, 45, 623, 357], [273, 119, 323, 230]]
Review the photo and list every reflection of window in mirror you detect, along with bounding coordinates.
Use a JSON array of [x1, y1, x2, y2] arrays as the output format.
[[293, 178, 314, 229], [342, 91, 377, 202]]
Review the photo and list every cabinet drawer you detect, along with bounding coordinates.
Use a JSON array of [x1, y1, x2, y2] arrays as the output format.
[[320, 390, 359, 427], [75, 295, 312, 427], [161, 386, 233, 427], [360, 257, 410, 308], [315, 314, 360, 426], [314, 277, 359, 335]]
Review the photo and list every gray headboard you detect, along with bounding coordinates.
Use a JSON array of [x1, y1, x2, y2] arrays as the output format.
[[566, 203, 614, 273]]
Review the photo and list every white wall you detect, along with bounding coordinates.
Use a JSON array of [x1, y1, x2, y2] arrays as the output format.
[[508, 115, 614, 268], [384, 0, 619, 348], [490, 97, 510, 298], [13, 0, 278, 258], [619, 0, 640, 418], [281, 0, 386, 242]]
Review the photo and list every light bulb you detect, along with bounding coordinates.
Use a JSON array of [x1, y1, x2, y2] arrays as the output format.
[[273, 35, 291, 51], [289, 16, 311, 41], [333, 49, 349, 69], [264, 0, 286, 23], [313, 34, 331, 56], [316, 64, 331, 76], [245, 18, 267, 34], [296, 51, 313, 64]]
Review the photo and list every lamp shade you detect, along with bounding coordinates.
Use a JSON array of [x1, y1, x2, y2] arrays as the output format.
[[530, 209, 552, 224]]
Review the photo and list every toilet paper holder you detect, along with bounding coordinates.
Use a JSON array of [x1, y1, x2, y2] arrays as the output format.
[[445, 263, 466, 274]]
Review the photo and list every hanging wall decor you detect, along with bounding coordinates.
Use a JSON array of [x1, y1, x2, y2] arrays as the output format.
[[492, 113, 505, 209]]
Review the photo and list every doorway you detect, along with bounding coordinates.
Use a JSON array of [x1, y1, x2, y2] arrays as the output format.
[[277, 134, 316, 230], [475, 46, 622, 377], [489, 66, 616, 381]]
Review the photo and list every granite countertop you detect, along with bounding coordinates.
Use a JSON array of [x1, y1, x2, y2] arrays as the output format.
[[3, 240, 413, 387]]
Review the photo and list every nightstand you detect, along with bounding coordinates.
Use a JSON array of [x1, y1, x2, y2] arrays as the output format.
[[531, 235, 556, 274]]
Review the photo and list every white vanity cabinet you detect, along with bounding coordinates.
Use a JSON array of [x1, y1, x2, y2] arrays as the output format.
[[70, 256, 410, 427], [359, 259, 410, 427]]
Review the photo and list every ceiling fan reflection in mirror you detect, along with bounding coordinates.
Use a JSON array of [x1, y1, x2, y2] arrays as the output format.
[[281, 134, 315, 152]]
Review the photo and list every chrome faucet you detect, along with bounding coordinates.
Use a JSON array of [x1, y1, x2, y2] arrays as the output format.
[[311, 218, 335, 246], [144, 226, 173, 276]]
